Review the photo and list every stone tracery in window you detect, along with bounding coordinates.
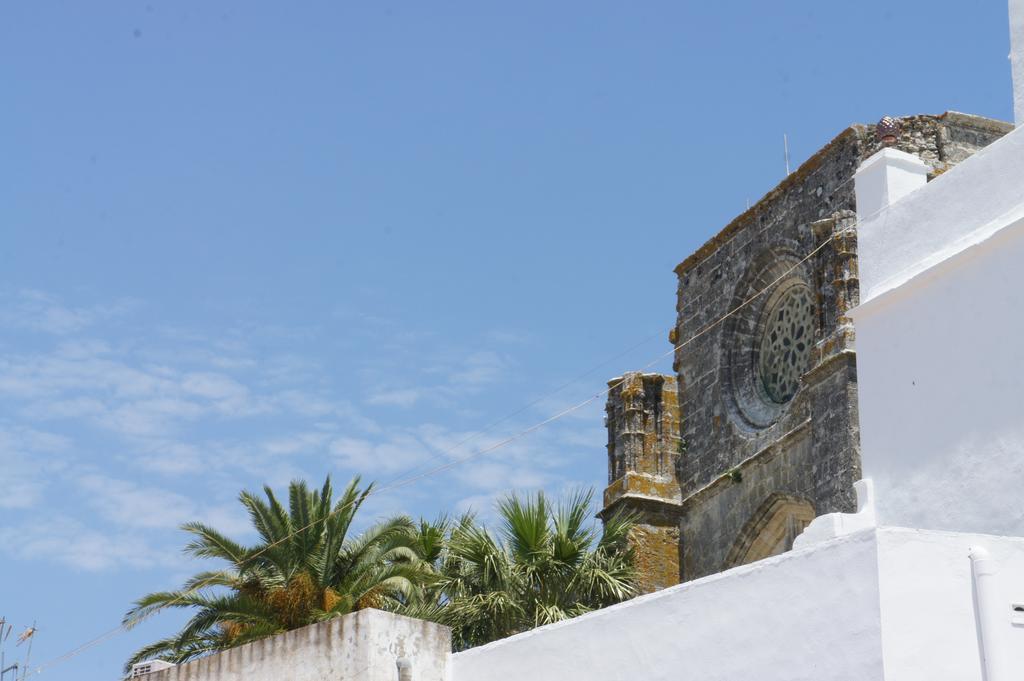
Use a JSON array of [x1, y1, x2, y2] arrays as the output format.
[[758, 284, 814, 404]]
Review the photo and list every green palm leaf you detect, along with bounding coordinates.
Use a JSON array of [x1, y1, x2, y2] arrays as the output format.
[[124, 475, 428, 670]]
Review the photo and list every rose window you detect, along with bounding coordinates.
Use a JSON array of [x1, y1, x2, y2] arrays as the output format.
[[757, 284, 814, 404]]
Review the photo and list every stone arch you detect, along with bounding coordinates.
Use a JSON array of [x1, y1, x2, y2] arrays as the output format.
[[719, 246, 817, 432], [724, 493, 816, 568]]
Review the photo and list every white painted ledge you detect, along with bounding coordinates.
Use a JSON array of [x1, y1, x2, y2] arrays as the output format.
[[854, 148, 929, 222], [856, 124, 1024, 305], [793, 478, 876, 549]]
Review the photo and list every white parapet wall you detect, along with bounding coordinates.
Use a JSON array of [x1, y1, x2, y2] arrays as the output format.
[[851, 124, 1024, 537], [454, 529, 886, 681], [450, 527, 1024, 681], [129, 529, 1024, 681], [142, 609, 450, 681], [856, 124, 1024, 303]]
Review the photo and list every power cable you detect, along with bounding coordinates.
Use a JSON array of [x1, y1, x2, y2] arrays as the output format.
[[24, 196, 877, 679]]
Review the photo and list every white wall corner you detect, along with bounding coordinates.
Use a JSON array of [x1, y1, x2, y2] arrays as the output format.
[[1012, 0, 1024, 126], [793, 479, 876, 549], [854, 148, 930, 222]]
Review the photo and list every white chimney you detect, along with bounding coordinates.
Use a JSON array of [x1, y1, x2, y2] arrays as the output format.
[[1011, 0, 1024, 125], [853, 147, 930, 222]]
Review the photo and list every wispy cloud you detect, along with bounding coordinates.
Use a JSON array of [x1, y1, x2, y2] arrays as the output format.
[[448, 351, 509, 387], [329, 434, 432, 476], [262, 431, 332, 456], [367, 388, 423, 407], [364, 350, 514, 410], [0, 292, 608, 577], [484, 329, 534, 346], [0, 424, 71, 509], [0, 514, 179, 572], [1, 339, 330, 441], [1, 289, 137, 335]]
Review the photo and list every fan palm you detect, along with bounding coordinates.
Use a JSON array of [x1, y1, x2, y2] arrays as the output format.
[[122, 476, 422, 672], [429, 489, 638, 649]]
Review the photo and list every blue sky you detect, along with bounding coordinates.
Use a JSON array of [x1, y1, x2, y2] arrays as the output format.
[[0, 1, 1015, 679]]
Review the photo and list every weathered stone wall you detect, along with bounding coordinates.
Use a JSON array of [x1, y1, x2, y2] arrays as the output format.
[[621, 503, 682, 594], [602, 372, 683, 592], [668, 112, 1010, 581], [604, 373, 681, 487], [141, 609, 450, 681]]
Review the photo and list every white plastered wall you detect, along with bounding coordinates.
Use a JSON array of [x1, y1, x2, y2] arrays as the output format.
[[451, 528, 1024, 681], [452, 530, 885, 681], [875, 529, 1024, 681], [850, 124, 1024, 537]]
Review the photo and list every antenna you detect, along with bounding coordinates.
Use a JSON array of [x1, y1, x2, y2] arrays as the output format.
[[784, 133, 791, 176], [17, 623, 35, 681], [0, 617, 15, 681]]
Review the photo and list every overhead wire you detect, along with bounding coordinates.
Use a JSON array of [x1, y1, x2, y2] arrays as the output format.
[[376, 327, 666, 490], [21, 330, 673, 679], [25, 177, 882, 679]]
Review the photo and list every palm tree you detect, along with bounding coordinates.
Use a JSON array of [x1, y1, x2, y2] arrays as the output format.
[[428, 489, 638, 649], [123, 476, 423, 672]]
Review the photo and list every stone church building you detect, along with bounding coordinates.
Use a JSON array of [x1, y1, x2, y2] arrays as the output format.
[[600, 112, 1012, 589]]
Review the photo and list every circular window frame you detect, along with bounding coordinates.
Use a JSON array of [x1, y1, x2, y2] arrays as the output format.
[[720, 251, 817, 431], [755, 280, 815, 405]]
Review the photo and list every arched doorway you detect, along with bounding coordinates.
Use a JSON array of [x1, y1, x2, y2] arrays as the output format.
[[725, 493, 816, 568]]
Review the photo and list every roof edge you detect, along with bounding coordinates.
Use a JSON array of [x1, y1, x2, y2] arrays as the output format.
[[672, 111, 1014, 278], [673, 124, 862, 277]]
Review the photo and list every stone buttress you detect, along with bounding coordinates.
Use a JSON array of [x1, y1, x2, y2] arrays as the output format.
[[601, 372, 683, 592]]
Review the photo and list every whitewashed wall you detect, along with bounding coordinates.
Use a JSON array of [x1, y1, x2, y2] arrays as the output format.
[[856, 125, 1024, 303], [851, 124, 1024, 537], [132, 529, 1024, 681], [452, 529, 886, 681], [452, 528, 1024, 681], [876, 529, 1024, 681]]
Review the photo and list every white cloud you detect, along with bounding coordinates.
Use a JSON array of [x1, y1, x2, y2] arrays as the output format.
[[74, 472, 256, 541], [363, 350, 513, 411], [0, 515, 178, 572], [181, 372, 246, 401], [452, 460, 550, 491], [25, 528, 148, 570], [449, 351, 509, 387], [529, 391, 607, 423], [0, 291, 613, 579], [0, 338, 357, 446], [0, 424, 71, 509], [0, 289, 137, 335], [100, 397, 205, 437], [133, 440, 206, 475], [263, 431, 331, 456], [367, 388, 422, 407], [77, 474, 198, 530], [181, 371, 266, 417], [330, 434, 432, 476]]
